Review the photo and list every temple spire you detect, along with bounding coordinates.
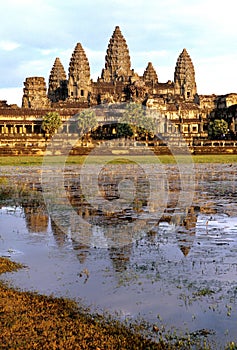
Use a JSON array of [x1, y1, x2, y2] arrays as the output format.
[[174, 48, 197, 100], [68, 43, 91, 101], [101, 26, 132, 82], [143, 62, 158, 85], [48, 57, 67, 102]]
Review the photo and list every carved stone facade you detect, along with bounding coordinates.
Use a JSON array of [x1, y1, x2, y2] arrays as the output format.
[[48, 57, 67, 102], [22, 77, 50, 109], [143, 62, 158, 85], [68, 43, 91, 102], [174, 48, 197, 100], [101, 25, 132, 83]]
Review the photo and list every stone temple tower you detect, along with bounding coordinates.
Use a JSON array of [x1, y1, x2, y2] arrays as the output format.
[[48, 57, 67, 102], [68, 43, 91, 101], [174, 48, 197, 100], [143, 62, 158, 85], [101, 26, 132, 82], [22, 77, 50, 108]]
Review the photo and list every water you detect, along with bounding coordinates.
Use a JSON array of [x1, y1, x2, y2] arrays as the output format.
[[1, 162, 237, 348]]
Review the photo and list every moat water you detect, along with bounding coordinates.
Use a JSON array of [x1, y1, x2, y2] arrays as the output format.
[[1, 162, 237, 348]]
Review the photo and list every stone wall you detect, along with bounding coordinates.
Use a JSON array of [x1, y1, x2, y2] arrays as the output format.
[[1, 134, 237, 156]]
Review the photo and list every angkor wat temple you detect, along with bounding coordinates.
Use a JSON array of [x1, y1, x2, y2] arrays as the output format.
[[1, 25, 237, 154]]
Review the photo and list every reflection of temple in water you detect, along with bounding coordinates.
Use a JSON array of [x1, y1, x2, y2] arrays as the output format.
[[176, 206, 198, 256], [64, 165, 199, 258], [8, 162, 237, 279], [23, 206, 49, 233], [21, 163, 237, 263], [72, 242, 90, 264], [18, 173, 202, 262], [109, 244, 133, 272], [50, 219, 68, 247]]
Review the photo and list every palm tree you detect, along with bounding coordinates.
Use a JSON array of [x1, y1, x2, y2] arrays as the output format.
[[77, 109, 98, 143]]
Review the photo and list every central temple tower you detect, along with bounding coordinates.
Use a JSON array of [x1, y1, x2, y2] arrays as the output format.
[[101, 26, 132, 82]]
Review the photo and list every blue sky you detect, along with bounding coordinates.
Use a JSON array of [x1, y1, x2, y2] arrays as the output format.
[[0, 0, 237, 105]]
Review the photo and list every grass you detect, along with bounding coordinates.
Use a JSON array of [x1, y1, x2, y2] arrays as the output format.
[[0, 155, 45, 166], [1, 154, 237, 166], [191, 154, 237, 163], [0, 257, 23, 274]]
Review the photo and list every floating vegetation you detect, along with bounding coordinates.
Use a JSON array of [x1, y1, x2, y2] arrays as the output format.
[[193, 288, 215, 297]]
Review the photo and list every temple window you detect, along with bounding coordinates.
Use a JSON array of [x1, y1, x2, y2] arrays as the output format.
[[183, 125, 188, 133]]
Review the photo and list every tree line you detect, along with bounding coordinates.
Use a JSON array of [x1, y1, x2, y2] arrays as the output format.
[[41, 105, 231, 141]]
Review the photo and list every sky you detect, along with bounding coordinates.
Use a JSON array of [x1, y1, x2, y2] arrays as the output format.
[[0, 0, 237, 106]]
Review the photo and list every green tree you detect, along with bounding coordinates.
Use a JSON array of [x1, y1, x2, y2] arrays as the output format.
[[116, 123, 133, 138], [208, 119, 228, 139], [119, 103, 156, 140], [41, 112, 62, 136], [77, 109, 98, 138]]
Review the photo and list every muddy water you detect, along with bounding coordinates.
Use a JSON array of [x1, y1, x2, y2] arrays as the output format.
[[1, 163, 237, 347]]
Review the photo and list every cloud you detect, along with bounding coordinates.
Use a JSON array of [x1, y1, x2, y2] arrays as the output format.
[[0, 87, 22, 106], [0, 40, 20, 51], [37, 49, 60, 56], [196, 53, 237, 95]]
